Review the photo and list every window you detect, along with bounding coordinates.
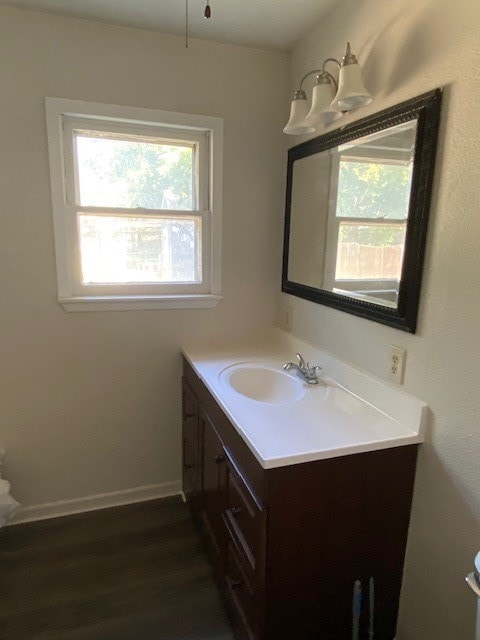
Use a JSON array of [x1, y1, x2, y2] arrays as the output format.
[[46, 98, 223, 311], [323, 137, 414, 307]]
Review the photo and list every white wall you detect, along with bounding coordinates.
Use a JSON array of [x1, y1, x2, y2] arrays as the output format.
[[0, 7, 287, 511], [3, 2, 479, 636], [283, 0, 480, 638]]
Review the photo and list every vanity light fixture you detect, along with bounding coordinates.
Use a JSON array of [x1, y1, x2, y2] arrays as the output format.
[[283, 42, 373, 135]]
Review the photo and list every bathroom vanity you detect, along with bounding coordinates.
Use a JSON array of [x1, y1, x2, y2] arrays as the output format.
[[181, 338, 427, 640]]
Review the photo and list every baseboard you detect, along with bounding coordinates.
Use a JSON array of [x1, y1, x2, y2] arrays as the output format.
[[8, 480, 182, 525]]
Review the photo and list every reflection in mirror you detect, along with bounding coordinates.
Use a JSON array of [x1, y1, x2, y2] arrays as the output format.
[[288, 121, 417, 308], [288, 152, 331, 288], [283, 90, 442, 333]]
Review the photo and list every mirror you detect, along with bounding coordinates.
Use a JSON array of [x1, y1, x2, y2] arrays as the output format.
[[282, 90, 442, 333]]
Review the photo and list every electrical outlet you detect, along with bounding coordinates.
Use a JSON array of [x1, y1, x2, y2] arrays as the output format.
[[389, 346, 406, 384]]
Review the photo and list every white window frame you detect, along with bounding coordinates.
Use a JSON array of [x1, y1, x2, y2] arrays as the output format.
[[324, 149, 409, 293], [45, 98, 223, 311]]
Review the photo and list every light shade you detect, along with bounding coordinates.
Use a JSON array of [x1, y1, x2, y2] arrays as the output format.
[[305, 78, 337, 125], [323, 108, 343, 125], [283, 91, 315, 135], [332, 60, 372, 111]]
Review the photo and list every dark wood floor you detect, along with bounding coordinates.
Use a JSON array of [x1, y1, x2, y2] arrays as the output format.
[[0, 497, 234, 640]]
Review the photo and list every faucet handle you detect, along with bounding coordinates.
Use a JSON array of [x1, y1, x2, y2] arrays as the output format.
[[306, 364, 322, 380], [296, 353, 308, 370]]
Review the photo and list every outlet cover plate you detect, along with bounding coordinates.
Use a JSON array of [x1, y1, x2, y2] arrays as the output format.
[[389, 345, 406, 384]]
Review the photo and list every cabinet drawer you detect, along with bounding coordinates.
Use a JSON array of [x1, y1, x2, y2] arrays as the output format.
[[224, 454, 264, 571], [226, 541, 256, 639]]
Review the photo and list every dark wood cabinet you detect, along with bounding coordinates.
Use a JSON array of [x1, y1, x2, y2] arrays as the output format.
[[200, 407, 227, 560], [181, 378, 199, 516], [182, 357, 418, 640]]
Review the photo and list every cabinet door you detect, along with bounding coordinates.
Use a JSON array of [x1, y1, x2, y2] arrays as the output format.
[[182, 378, 199, 509], [201, 408, 227, 560]]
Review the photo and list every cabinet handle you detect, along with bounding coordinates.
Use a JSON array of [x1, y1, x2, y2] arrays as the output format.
[[231, 507, 243, 517], [230, 579, 243, 590], [214, 454, 225, 464]]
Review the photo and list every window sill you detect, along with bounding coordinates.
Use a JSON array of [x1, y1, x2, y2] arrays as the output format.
[[58, 294, 223, 312]]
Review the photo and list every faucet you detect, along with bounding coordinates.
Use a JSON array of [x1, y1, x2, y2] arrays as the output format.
[[283, 353, 322, 385]]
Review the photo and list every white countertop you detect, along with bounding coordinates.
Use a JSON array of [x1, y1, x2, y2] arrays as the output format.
[[182, 330, 428, 469]]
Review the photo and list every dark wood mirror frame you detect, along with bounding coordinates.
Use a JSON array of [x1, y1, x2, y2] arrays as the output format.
[[282, 89, 442, 333]]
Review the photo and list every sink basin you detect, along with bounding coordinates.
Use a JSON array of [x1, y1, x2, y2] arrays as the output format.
[[219, 362, 306, 404]]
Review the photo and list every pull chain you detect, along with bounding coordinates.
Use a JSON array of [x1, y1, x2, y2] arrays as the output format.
[[185, 0, 211, 48]]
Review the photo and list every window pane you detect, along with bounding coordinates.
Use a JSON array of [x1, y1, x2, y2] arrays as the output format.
[[335, 223, 406, 280], [75, 133, 195, 210], [336, 160, 413, 220], [78, 215, 201, 284]]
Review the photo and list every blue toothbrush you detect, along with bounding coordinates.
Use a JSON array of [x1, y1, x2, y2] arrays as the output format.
[[352, 580, 361, 640]]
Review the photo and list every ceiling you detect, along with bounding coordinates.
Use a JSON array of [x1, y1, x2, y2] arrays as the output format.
[[0, 0, 337, 51]]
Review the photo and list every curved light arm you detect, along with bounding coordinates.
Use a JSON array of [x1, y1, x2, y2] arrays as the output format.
[[298, 68, 323, 90], [297, 58, 341, 93], [323, 57, 341, 70]]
